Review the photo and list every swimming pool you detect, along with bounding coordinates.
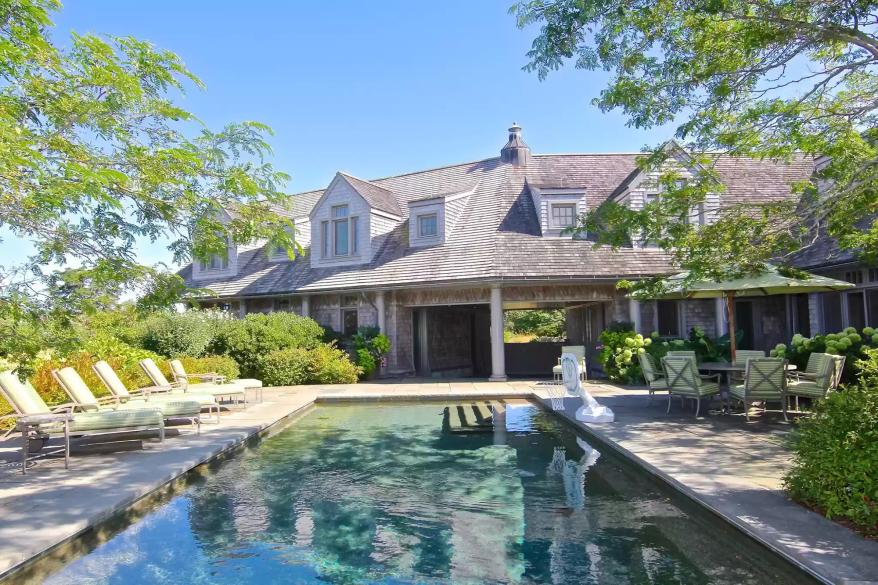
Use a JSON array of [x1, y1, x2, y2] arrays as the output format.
[[22, 400, 814, 584]]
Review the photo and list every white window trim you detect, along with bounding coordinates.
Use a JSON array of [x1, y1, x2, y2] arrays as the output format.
[[548, 202, 577, 230]]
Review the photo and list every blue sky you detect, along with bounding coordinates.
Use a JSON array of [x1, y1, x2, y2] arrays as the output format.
[[5, 0, 672, 268]]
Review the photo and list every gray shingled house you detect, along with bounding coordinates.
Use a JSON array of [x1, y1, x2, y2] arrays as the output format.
[[181, 125, 817, 379]]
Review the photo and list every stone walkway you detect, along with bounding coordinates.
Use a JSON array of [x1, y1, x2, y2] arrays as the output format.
[[0, 379, 876, 584]]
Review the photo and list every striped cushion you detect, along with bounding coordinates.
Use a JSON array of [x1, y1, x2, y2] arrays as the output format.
[[120, 399, 201, 417], [787, 381, 826, 398], [68, 408, 163, 432]]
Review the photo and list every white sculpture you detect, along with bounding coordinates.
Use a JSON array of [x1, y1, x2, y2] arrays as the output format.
[[561, 353, 614, 423]]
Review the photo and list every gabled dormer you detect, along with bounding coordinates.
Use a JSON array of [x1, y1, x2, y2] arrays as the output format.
[[192, 207, 239, 281], [309, 172, 403, 268], [528, 184, 587, 238], [407, 185, 474, 248], [610, 141, 720, 248]]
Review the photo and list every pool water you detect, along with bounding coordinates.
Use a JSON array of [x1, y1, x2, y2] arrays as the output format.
[[33, 401, 813, 584]]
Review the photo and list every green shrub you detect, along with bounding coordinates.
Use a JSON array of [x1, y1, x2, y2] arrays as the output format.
[[258, 348, 312, 386], [307, 344, 361, 384], [597, 326, 650, 383], [773, 327, 878, 383], [258, 345, 360, 386], [210, 312, 325, 377], [351, 326, 391, 379], [504, 309, 566, 338], [137, 311, 218, 358], [175, 355, 240, 382], [784, 380, 878, 535]]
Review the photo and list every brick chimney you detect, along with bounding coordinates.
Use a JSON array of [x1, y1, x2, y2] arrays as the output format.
[[500, 123, 530, 166]]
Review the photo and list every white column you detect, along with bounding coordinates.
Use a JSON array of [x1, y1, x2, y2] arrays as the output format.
[[300, 295, 310, 318], [629, 299, 642, 334], [375, 291, 386, 333], [715, 297, 728, 336], [238, 299, 247, 318], [489, 286, 507, 381], [808, 293, 822, 334]]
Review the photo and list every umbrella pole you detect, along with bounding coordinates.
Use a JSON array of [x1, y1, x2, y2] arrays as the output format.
[[726, 291, 737, 363]]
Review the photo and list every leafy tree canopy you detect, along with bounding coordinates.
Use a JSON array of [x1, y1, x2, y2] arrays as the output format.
[[513, 0, 878, 296], [0, 0, 295, 369]]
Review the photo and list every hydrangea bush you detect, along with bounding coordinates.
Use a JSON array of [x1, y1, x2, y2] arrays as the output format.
[[771, 326, 878, 382]]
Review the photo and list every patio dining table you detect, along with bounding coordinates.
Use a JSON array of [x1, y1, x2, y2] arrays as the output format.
[[698, 361, 797, 374]]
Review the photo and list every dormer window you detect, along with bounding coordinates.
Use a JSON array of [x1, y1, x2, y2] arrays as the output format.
[[321, 204, 359, 258], [200, 253, 229, 271], [550, 203, 576, 229], [417, 213, 438, 238]]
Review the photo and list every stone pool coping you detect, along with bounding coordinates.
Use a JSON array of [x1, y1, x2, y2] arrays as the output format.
[[0, 380, 876, 584]]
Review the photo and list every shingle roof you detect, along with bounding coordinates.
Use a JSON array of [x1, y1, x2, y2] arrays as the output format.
[[183, 151, 817, 297], [338, 172, 403, 216]]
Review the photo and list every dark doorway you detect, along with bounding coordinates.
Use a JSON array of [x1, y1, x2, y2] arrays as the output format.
[[411, 305, 490, 378], [735, 300, 755, 349]]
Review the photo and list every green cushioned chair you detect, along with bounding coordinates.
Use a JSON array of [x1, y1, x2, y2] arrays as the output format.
[[0, 370, 165, 441], [787, 354, 845, 410], [730, 350, 767, 383], [729, 358, 787, 421], [93, 361, 221, 424], [661, 356, 721, 417], [140, 358, 247, 406], [666, 350, 697, 362], [637, 352, 668, 404], [53, 366, 202, 433]]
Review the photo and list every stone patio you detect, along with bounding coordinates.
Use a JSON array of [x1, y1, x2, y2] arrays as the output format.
[[0, 379, 876, 584]]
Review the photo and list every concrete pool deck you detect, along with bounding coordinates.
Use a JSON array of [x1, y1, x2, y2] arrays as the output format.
[[0, 379, 876, 584]]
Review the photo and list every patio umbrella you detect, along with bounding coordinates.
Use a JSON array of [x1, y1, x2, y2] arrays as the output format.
[[642, 265, 854, 361]]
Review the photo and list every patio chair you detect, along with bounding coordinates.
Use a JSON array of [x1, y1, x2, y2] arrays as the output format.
[[139, 358, 247, 406], [93, 361, 221, 423], [666, 350, 697, 362], [0, 370, 165, 442], [169, 359, 262, 390], [729, 358, 787, 421], [636, 352, 668, 404], [730, 350, 766, 383], [795, 352, 831, 382], [661, 356, 721, 417], [787, 354, 845, 411], [552, 346, 586, 383], [52, 367, 202, 433]]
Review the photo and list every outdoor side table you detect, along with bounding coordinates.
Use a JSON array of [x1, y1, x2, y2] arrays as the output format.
[[15, 413, 72, 475]]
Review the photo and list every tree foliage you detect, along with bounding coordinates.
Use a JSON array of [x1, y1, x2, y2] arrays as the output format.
[[0, 0, 295, 370], [512, 0, 878, 293]]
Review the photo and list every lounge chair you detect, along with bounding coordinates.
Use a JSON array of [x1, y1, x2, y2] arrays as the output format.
[[169, 359, 262, 390], [552, 346, 586, 383], [661, 356, 721, 417], [52, 367, 202, 433], [729, 358, 787, 421], [787, 354, 845, 411], [0, 370, 165, 443], [93, 361, 221, 423], [139, 358, 247, 406], [636, 352, 668, 404]]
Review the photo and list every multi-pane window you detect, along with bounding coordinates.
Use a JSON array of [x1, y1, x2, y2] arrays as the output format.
[[200, 253, 229, 271], [550, 203, 576, 228], [323, 205, 359, 258], [418, 213, 438, 237]]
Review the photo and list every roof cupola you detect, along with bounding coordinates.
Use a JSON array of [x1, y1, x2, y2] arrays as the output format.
[[500, 123, 531, 166]]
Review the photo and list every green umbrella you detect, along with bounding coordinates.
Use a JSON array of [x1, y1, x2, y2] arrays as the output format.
[[641, 265, 854, 361]]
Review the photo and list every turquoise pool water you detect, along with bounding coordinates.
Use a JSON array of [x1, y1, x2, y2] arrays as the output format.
[[32, 401, 813, 584]]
